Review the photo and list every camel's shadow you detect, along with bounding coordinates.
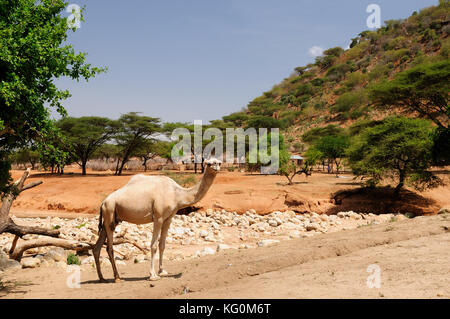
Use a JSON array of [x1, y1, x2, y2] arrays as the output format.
[[82, 272, 183, 284]]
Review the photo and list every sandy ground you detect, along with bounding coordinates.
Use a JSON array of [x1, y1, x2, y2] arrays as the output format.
[[1, 213, 449, 299]]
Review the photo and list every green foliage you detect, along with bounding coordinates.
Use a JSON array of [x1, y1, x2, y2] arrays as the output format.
[[12, 148, 39, 169], [0, 0, 105, 193], [382, 49, 411, 63], [93, 143, 121, 161], [114, 112, 161, 175], [345, 41, 370, 60], [315, 54, 336, 70], [368, 64, 391, 81], [347, 117, 441, 192], [67, 253, 81, 265], [222, 112, 249, 126], [431, 127, 450, 166], [302, 125, 345, 144], [246, 116, 284, 129], [344, 72, 368, 89], [323, 47, 344, 57], [37, 128, 73, 173], [313, 135, 349, 174], [332, 90, 367, 114], [326, 63, 353, 81], [57, 117, 118, 174], [370, 60, 450, 128]]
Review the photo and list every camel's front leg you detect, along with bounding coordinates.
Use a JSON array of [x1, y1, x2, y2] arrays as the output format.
[[158, 215, 174, 276], [149, 217, 163, 281]]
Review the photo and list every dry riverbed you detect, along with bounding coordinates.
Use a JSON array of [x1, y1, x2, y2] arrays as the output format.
[[0, 212, 449, 298]]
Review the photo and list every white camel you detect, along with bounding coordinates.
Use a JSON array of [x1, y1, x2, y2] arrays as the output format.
[[93, 158, 221, 282]]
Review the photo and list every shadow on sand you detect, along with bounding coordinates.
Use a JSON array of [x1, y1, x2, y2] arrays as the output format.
[[327, 186, 439, 216], [82, 272, 183, 285]]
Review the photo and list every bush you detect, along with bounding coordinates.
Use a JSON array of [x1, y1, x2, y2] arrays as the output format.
[[67, 253, 81, 265], [383, 49, 411, 63], [332, 90, 367, 113], [326, 63, 353, 81], [344, 72, 368, 89], [347, 116, 442, 194]]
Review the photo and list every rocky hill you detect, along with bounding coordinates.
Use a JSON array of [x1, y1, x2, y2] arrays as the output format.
[[216, 1, 449, 150]]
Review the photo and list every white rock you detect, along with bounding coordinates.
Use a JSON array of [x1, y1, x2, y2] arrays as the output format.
[[288, 230, 302, 238], [216, 244, 231, 252], [199, 230, 209, 238], [268, 219, 278, 227], [196, 247, 216, 256], [81, 256, 94, 265], [257, 239, 280, 247], [172, 227, 186, 235]]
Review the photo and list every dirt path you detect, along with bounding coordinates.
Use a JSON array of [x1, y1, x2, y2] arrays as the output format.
[[1, 214, 449, 299]]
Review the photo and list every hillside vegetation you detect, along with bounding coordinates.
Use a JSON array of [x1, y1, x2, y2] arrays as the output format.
[[215, 2, 449, 148]]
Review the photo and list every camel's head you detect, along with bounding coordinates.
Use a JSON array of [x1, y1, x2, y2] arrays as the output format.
[[205, 158, 222, 174]]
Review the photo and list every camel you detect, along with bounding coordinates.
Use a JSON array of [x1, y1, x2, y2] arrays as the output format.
[[93, 158, 221, 282]]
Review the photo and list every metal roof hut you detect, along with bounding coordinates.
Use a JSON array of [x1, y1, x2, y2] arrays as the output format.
[[290, 155, 304, 167]]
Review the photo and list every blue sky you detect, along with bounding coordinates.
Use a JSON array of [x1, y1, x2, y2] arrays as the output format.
[[56, 0, 438, 123]]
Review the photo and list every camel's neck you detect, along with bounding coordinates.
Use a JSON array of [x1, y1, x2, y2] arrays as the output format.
[[177, 170, 216, 208]]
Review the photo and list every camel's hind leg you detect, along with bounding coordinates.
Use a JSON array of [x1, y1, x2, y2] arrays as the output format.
[[149, 217, 163, 281], [93, 227, 107, 282], [158, 215, 174, 276], [105, 223, 121, 283]]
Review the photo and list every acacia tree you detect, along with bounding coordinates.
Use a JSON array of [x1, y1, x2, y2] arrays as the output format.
[[57, 117, 118, 175], [134, 139, 173, 171], [347, 116, 442, 196], [114, 112, 161, 175], [0, 1, 104, 238], [370, 60, 450, 166], [370, 60, 450, 129], [313, 135, 349, 176], [13, 148, 39, 169]]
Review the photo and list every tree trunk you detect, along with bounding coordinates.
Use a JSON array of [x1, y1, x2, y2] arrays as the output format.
[[394, 170, 406, 197], [118, 158, 127, 175], [114, 157, 120, 175], [0, 169, 60, 237], [142, 157, 148, 172], [81, 159, 87, 175]]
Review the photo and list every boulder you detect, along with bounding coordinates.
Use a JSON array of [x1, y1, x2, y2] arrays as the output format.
[[306, 223, 320, 231], [196, 247, 216, 257], [216, 244, 231, 252], [21, 257, 41, 268], [45, 247, 67, 262], [438, 206, 450, 215], [0, 251, 21, 271], [257, 239, 280, 247]]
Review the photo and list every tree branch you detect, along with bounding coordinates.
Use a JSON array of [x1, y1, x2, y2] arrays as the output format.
[[9, 236, 148, 261]]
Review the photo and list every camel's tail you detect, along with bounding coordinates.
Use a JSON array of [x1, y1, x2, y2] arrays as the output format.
[[98, 203, 104, 234]]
